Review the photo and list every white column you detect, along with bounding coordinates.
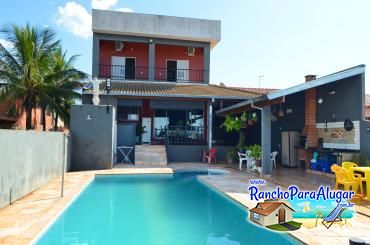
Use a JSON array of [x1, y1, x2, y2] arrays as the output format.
[[149, 41, 155, 81], [208, 99, 214, 149]]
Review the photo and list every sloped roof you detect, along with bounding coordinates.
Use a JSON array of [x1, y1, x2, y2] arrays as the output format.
[[84, 81, 262, 99], [250, 202, 294, 216], [217, 65, 365, 115], [230, 87, 278, 94]]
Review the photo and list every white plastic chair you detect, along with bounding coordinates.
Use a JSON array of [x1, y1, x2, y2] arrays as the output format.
[[238, 151, 254, 170], [237, 152, 248, 170], [270, 151, 278, 168]]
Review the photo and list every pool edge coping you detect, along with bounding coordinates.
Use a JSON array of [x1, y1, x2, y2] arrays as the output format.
[[31, 168, 312, 245]]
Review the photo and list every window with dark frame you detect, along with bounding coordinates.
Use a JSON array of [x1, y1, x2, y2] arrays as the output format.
[[117, 106, 140, 121]]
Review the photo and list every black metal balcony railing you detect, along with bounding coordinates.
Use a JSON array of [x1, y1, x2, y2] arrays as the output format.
[[100, 64, 149, 80], [154, 126, 206, 144], [154, 67, 204, 82], [99, 64, 204, 83]]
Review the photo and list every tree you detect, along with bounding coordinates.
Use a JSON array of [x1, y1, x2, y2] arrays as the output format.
[[0, 24, 60, 129], [42, 47, 87, 130], [221, 112, 258, 150]]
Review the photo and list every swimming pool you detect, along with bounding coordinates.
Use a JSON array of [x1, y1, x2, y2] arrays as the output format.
[[37, 172, 301, 245]]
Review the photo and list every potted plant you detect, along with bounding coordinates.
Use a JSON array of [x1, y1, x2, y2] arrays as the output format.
[[247, 112, 258, 126], [221, 112, 252, 152], [226, 148, 235, 165], [136, 125, 146, 144], [249, 144, 262, 173]]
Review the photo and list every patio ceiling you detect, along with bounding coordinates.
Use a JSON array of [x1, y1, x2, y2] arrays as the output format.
[[217, 64, 365, 115]]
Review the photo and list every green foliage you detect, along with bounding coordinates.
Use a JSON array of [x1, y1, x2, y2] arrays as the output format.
[[248, 144, 262, 160], [221, 112, 259, 149], [136, 125, 146, 136], [0, 23, 87, 130], [352, 154, 370, 167], [226, 148, 235, 159]]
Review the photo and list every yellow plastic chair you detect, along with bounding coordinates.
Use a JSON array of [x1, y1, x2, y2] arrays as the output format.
[[342, 162, 358, 170], [331, 164, 363, 195]]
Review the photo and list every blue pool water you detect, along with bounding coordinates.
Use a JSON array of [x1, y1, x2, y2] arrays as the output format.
[[37, 172, 300, 245]]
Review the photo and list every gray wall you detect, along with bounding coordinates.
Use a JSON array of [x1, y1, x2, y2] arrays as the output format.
[[317, 74, 364, 122], [92, 10, 221, 47], [360, 120, 370, 160], [70, 105, 116, 170], [0, 130, 70, 209], [271, 91, 306, 159], [167, 144, 232, 162]]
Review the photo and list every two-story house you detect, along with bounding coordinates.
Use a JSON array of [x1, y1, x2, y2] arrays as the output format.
[[81, 10, 261, 163]]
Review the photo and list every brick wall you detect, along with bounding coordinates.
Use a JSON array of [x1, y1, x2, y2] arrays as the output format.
[[302, 75, 318, 147]]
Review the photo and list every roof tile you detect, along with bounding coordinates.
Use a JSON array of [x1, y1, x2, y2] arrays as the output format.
[[90, 81, 262, 99]]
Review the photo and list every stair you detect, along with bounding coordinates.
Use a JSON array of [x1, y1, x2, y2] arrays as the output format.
[[135, 145, 167, 166]]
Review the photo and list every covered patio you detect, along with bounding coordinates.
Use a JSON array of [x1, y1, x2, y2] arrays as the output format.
[[217, 65, 368, 177]]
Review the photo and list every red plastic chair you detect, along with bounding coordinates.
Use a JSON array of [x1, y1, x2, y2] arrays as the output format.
[[203, 148, 217, 164]]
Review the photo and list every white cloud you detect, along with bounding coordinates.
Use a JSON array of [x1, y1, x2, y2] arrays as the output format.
[[92, 0, 118, 10], [0, 38, 13, 49], [115, 7, 133, 13], [56, 2, 92, 39]]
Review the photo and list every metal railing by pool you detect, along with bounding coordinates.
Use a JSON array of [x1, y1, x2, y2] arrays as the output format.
[[154, 126, 206, 144], [99, 64, 204, 83]]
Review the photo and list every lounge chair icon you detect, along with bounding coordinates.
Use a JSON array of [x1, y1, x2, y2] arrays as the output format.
[[322, 205, 346, 229]]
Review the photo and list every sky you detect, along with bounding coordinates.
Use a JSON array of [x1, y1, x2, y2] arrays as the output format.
[[0, 0, 369, 92]]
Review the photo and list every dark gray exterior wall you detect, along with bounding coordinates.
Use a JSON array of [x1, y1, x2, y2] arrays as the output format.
[[92, 33, 211, 83], [271, 91, 305, 158], [316, 74, 364, 122], [360, 120, 370, 160], [70, 105, 115, 170]]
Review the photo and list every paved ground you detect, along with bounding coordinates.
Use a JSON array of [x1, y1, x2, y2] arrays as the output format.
[[0, 163, 370, 244]]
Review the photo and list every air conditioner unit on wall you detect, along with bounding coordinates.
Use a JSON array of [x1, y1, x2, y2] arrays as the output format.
[[187, 47, 195, 56], [115, 42, 124, 51]]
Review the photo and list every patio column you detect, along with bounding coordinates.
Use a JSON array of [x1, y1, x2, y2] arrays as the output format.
[[261, 105, 272, 175], [149, 41, 155, 81], [92, 34, 100, 78], [203, 45, 210, 83], [208, 99, 214, 149]]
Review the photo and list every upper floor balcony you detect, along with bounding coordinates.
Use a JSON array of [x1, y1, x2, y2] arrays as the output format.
[[96, 40, 208, 83], [92, 10, 221, 84], [99, 64, 204, 83]]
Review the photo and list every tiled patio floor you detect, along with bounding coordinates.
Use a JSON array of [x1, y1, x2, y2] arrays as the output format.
[[0, 163, 370, 244]]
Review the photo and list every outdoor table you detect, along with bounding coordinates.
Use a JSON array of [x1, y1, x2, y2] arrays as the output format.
[[351, 166, 370, 200], [117, 146, 134, 164]]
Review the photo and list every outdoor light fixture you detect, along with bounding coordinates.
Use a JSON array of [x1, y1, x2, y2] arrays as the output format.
[[318, 98, 323, 104], [278, 103, 285, 117], [329, 90, 336, 95], [86, 115, 92, 120], [106, 77, 111, 113], [366, 127, 370, 132], [277, 96, 285, 117]]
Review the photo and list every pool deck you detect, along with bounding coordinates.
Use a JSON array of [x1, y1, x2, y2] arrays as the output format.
[[0, 164, 370, 244]]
